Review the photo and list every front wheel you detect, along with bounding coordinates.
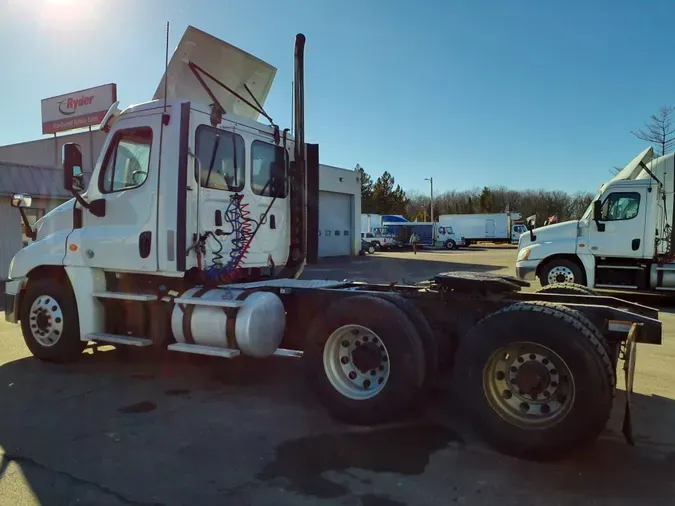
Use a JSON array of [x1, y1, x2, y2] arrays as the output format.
[[539, 259, 585, 287], [367, 244, 376, 254], [20, 278, 85, 363], [445, 239, 457, 250]]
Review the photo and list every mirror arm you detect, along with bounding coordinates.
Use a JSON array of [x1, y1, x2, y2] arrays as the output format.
[[18, 207, 36, 241], [71, 191, 90, 209]]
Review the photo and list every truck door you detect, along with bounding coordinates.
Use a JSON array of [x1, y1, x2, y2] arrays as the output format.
[[587, 188, 648, 258], [486, 219, 496, 237], [79, 114, 163, 272]]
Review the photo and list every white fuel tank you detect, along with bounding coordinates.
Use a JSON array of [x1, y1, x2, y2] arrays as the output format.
[[171, 288, 285, 357]]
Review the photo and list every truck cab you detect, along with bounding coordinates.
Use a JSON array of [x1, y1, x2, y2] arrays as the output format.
[[516, 147, 675, 291]]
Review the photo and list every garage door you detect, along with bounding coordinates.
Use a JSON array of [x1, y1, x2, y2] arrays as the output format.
[[318, 191, 353, 257]]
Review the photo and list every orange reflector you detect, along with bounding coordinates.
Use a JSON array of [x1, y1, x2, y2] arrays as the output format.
[[578, 243, 585, 247], [69, 244, 78, 252]]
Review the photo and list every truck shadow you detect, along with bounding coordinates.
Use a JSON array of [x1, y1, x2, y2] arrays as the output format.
[[0, 348, 673, 504]]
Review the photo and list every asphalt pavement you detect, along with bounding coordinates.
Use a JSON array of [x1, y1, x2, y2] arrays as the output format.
[[0, 246, 674, 505]]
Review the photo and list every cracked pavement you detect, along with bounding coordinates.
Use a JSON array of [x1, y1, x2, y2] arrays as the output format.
[[1, 249, 675, 505]]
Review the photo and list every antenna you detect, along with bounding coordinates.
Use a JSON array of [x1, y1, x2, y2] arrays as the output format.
[[163, 22, 170, 114]]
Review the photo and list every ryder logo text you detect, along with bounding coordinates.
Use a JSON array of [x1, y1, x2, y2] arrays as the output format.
[[58, 95, 95, 116]]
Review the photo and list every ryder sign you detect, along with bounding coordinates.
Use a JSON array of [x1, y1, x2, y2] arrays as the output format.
[[41, 84, 117, 134]]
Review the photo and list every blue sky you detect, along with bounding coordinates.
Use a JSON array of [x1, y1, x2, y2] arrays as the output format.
[[1, 0, 673, 194]]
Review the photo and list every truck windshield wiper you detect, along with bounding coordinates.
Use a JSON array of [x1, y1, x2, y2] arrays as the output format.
[[204, 134, 221, 188]]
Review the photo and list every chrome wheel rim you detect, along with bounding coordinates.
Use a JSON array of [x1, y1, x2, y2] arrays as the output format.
[[548, 266, 574, 284], [323, 324, 390, 400], [483, 342, 575, 428], [28, 295, 64, 347]]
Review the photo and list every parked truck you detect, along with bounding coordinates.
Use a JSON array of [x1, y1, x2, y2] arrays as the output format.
[[440, 213, 523, 245], [4, 26, 661, 461], [384, 222, 465, 249], [516, 147, 675, 292]]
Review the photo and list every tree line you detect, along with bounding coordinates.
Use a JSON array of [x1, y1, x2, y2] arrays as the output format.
[[359, 105, 675, 225], [359, 165, 594, 225]]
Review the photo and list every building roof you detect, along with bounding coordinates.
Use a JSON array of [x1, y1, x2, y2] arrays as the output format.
[[0, 160, 80, 199]]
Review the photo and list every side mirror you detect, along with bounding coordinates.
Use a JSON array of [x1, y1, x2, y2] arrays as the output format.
[[62, 143, 84, 192], [11, 193, 32, 208], [592, 200, 606, 232], [11, 193, 36, 240]]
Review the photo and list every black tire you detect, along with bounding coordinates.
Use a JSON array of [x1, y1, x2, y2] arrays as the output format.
[[445, 239, 457, 250], [377, 294, 439, 391], [368, 244, 376, 254], [303, 295, 426, 425], [20, 278, 85, 363], [539, 258, 585, 287], [455, 302, 614, 461], [536, 283, 596, 296]]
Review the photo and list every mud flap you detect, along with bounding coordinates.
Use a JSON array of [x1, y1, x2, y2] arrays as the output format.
[[622, 323, 639, 445]]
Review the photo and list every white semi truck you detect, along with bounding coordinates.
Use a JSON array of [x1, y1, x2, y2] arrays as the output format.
[[516, 147, 675, 292], [4, 27, 662, 461]]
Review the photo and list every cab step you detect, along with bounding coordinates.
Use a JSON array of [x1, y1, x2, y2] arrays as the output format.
[[86, 332, 153, 347], [93, 291, 158, 302], [167, 343, 241, 358]]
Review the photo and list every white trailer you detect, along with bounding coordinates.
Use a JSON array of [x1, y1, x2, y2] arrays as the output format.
[[439, 213, 522, 245], [3, 26, 661, 462], [516, 147, 675, 293]]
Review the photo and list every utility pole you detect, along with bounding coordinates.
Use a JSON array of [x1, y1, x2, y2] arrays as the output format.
[[425, 177, 434, 242]]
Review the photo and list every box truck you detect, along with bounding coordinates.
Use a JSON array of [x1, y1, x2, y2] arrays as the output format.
[[439, 213, 523, 245], [3, 26, 660, 461]]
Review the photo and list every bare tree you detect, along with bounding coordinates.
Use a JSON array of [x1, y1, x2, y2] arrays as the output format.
[[631, 106, 675, 156]]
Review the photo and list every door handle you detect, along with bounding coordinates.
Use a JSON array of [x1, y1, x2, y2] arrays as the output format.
[[632, 238, 641, 251], [215, 210, 223, 227]]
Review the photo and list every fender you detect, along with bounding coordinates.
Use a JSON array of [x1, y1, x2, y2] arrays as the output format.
[[8, 230, 69, 280]]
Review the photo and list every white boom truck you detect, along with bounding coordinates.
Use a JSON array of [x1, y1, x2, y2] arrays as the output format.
[[516, 147, 675, 292], [4, 27, 662, 461]]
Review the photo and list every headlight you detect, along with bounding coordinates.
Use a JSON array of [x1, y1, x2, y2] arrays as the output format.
[[517, 247, 531, 261]]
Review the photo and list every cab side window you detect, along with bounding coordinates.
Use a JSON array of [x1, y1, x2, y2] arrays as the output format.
[[601, 192, 641, 221], [251, 140, 287, 197], [196, 126, 245, 191], [100, 128, 152, 193]]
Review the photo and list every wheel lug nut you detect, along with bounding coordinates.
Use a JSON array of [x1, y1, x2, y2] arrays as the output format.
[[541, 404, 550, 414], [510, 366, 518, 373], [529, 353, 536, 360], [363, 380, 371, 388], [503, 390, 512, 399], [550, 369, 557, 376], [363, 336, 369, 342], [340, 356, 349, 365], [355, 341, 361, 347], [519, 402, 529, 412], [348, 371, 357, 380], [517, 357, 524, 363], [550, 381, 558, 387], [341, 340, 349, 348], [496, 371, 505, 380], [370, 370, 376, 376]]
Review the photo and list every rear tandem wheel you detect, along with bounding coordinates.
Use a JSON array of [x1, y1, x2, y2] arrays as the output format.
[[456, 302, 614, 461], [303, 294, 426, 425]]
